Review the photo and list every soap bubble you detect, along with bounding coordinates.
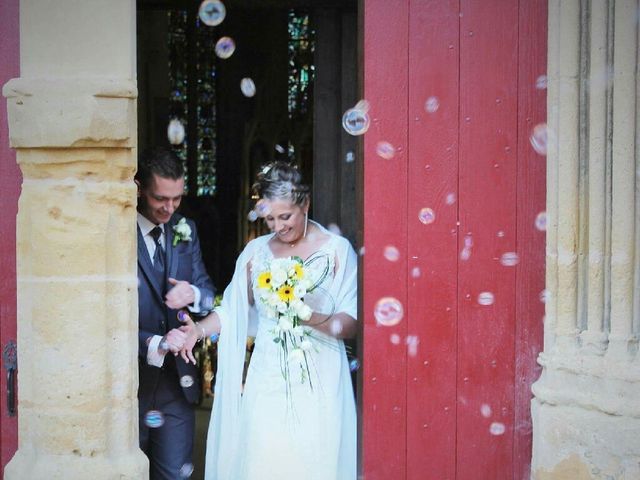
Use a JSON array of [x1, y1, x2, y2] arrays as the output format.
[[535, 211, 547, 231], [198, 0, 226, 26], [477, 292, 495, 306], [530, 123, 548, 155], [374, 297, 404, 326], [180, 375, 194, 388], [411, 267, 421, 278], [342, 107, 370, 136], [539, 289, 550, 304], [418, 207, 436, 225], [240, 77, 256, 97], [500, 252, 520, 267], [330, 319, 343, 336], [376, 141, 395, 159], [490, 422, 506, 435], [179, 462, 195, 478], [445, 192, 456, 205], [535, 75, 548, 90], [383, 245, 400, 262], [406, 335, 420, 357], [327, 223, 342, 236], [274, 144, 286, 154], [247, 210, 259, 222], [460, 234, 473, 261], [390, 333, 401, 344], [210, 333, 220, 343], [480, 404, 492, 418], [144, 410, 165, 429], [167, 119, 185, 145], [215, 36, 236, 59], [349, 358, 360, 372], [425, 96, 440, 113]]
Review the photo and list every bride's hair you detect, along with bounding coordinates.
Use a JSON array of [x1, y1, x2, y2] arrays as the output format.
[[252, 161, 310, 206]]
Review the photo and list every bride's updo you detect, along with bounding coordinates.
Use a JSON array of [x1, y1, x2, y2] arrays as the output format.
[[252, 162, 310, 207]]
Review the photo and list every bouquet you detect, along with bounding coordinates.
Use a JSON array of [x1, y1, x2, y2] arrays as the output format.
[[255, 253, 331, 395]]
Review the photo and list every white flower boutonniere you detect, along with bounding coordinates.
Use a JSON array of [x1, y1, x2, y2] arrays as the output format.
[[172, 218, 192, 246]]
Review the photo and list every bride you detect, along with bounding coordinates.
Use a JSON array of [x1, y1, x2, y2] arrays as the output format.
[[180, 162, 357, 479]]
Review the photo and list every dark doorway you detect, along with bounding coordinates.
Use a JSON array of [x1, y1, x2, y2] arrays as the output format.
[[136, 1, 358, 476]]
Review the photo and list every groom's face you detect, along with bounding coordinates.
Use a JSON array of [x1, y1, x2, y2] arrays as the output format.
[[138, 173, 185, 225]]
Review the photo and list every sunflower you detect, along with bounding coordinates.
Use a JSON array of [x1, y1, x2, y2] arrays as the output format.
[[257, 272, 272, 289], [277, 285, 295, 302], [294, 263, 304, 279]]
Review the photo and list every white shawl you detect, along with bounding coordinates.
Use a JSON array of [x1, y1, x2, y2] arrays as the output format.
[[204, 223, 358, 479]]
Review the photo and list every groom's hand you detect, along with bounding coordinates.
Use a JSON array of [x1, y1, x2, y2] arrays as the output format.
[[165, 278, 195, 309], [161, 328, 188, 355]]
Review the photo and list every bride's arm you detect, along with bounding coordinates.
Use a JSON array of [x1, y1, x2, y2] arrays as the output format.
[[178, 311, 222, 364]]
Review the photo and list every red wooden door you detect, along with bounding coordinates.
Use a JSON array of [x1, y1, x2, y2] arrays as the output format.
[[361, 1, 546, 479], [0, 0, 20, 472]]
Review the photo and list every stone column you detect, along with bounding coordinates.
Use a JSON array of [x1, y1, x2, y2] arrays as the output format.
[[532, 0, 640, 478], [2, 1, 147, 478]]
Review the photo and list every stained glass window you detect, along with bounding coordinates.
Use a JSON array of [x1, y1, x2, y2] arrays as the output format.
[[168, 9, 217, 196]]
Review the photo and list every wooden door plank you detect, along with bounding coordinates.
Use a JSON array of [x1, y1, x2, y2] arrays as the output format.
[[362, 0, 409, 478], [514, 1, 547, 479], [406, 1, 460, 479], [457, 1, 519, 478]]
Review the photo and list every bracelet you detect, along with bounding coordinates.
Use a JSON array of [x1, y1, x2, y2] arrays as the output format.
[[197, 322, 206, 342]]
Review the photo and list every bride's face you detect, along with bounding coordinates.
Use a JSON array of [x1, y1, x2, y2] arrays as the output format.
[[264, 198, 308, 244]]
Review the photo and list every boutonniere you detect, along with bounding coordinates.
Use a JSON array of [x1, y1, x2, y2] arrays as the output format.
[[172, 218, 192, 246]]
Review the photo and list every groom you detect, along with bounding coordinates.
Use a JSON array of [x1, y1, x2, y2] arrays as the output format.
[[136, 147, 215, 479]]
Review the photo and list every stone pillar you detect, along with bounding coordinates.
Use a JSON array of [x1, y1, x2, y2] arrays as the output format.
[[532, 1, 640, 478], [2, 1, 148, 478]]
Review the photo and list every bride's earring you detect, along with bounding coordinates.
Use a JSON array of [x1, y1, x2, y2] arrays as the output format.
[[303, 212, 308, 238]]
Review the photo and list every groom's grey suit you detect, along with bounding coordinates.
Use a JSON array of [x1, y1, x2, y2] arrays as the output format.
[[137, 213, 214, 479]]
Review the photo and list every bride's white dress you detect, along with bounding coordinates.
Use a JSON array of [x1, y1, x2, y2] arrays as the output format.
[[204, 226, 357, 480]]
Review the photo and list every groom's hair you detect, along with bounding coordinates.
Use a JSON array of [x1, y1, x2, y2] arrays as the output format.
[[136, 147, 184, 189]]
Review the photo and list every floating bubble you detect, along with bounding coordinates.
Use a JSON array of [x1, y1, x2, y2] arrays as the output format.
[[240, 77, 256, 97], [274, 143, 286, 154], [374, 297, 404, 326], [198, 0, 226, 26], [535, 211, 547, 231], [445, 192, 456, 205], [539, 289, 550, 304], [477, 292, 495, 306], [535, 75, 548, 90], [383, 245, 400, 262], [359, 246, 366, 256], [342, 107, 370, 136], [490, 422, 506, 436], [247, 210, 259, 222], [460, 234, 473, 261], [179, 462, 195, 478], [530, 123, 548, 155], [406, 335, 420, 357], [411, 267, 421, 278], [167, 119, 185, 145], [327, 223, 342, 236], [480, 404, 492, 418], [159, 341, 170, 352], [144, 410, 165, 429], [390, 333, 401, 345], [425, 96, 440, 113], [345, 151, 355, 163], [180, 375, 194, 388], [376, 141, 395, 159], [500, 252, 520, 267], [255, 199, 271, 218], [418, 207, 436, 225], [177, 310, 190, 323], [349, 358, 360, 372], [497, 230, 505, 238], [215, 36, 236, 59]]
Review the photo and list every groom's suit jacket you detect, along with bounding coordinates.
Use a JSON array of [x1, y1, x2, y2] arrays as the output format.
[[137, 213, 214, 407]]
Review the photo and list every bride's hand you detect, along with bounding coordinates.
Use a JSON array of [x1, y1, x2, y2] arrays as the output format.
[[177, 312, 199, 365]]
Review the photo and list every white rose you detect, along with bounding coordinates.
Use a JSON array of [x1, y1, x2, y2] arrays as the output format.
[[300, 339, 313, 351], [271, 268, 287, 288], [278, 317, 293, 331], [292, 325, 305, 336], [293, 284, 307, 298], [288, 348, 305, 364], [297, 303, 312, 321]]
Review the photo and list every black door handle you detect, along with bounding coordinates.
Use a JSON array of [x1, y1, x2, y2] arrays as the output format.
[[3, 340, 17, 417]]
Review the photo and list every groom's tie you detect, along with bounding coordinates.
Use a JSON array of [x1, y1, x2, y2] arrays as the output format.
[[150, 226, 165, 275]]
